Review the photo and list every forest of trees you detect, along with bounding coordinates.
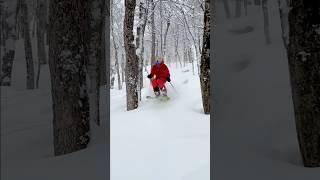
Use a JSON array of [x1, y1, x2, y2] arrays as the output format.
[[0, 0, 108, 155], [110, 0, 210, 113], [1, 0, 320, 169], [0, 0, 210, 156]]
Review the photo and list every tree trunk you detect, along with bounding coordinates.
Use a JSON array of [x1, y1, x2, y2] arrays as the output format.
[[262, 0, 271, 44], [163, 19, 170, 59], [189, 48, 195, 75], [222, 0, 231, 18], [150, 0, 156, 67], [21, 0, 35, 89], [0, 2, 2, 80], [124, 0, 138, 111], [183, 29, 187, 67], [288, 0, 320, 167], [35, 0, 47, 88], [139, 2, 148, 90], [1, 1, 17, 86], [200, 0, 210, 114], [174, 24, 182, 68], [180, 7, 200, 74], [114, 45, 121, 90], [49, 0, 91, 156], [136, 1, 147, 101], [100, 0, 107, 86], [111, 0, 121, 90], [121, 52, 125, 83], [235, 0, 242, 18], [88, 0, 105, 126], [278, 0, 289, 50]]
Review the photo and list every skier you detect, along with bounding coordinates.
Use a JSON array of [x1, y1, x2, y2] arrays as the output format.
[[147, 58, 171, 97]]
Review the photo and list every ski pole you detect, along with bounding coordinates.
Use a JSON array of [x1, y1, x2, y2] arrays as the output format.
[[169, 81, 178, 94]]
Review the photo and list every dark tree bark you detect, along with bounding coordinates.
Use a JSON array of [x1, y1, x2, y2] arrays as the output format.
[[288, 0, 320, 167], [124, 0, 138, 111], [254, 0, 261, 5], [0, 1, 16, 86], [100, 0, 107, 86], [49, 0, 91, 156], [200, 0, 210, 114], [21, 0, 35, 89], [262, 0, 271, 44], [150, 0, 156, 67], [0, 2, 2, 70], [88, 0, 105, 126], [36, 0, 47, 88]]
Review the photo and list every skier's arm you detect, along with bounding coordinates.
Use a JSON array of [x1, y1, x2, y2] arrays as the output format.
[[164, 65, 171, 81], [148, 66, 155, 78], [164, 65, 170, 78]]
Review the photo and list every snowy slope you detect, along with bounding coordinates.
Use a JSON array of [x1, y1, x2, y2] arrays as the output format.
[[212, 1, 320, 179], [1, 40, 108, 179], [111, 64, 210, 180]]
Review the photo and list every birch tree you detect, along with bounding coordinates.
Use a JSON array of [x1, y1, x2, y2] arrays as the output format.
[[136, 1, 148, 100], [49, 0, 91, 155], [111, 0, 122, 90], [287, 0, 320, 167]]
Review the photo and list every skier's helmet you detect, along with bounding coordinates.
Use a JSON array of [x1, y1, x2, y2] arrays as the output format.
[[155, 60, 161, 66]]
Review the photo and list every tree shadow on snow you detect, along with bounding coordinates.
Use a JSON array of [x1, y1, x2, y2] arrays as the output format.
[[228, 25, 254, 35], [260, 146, 303, 167], [232, 54, 252, 73]]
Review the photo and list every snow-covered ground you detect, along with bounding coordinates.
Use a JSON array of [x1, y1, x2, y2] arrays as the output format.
[[111, 64, 210, 180], [1, 39, 209, 180], [212, 1, 320, 179], [1, 39, 108, 179]]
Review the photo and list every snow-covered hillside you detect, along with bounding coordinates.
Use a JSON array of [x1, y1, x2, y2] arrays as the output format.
[[1, 40, 108, 180], [111, 64, 210, 180], [212, 1, 320, 179]]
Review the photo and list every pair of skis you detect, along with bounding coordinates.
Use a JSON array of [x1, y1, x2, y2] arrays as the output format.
[[146, 95, 170, 101]]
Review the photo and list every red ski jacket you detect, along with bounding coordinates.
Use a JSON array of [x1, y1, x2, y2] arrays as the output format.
[[150, 62, 170, 79]]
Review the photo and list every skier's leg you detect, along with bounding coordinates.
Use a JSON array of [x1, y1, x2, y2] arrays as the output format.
[[152, 79, 160, 96], [158, 79, 167, 96]]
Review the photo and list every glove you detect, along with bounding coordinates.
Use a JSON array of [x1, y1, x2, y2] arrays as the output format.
[[166, 77, 171, 82], [147, 74, 152, 79]]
